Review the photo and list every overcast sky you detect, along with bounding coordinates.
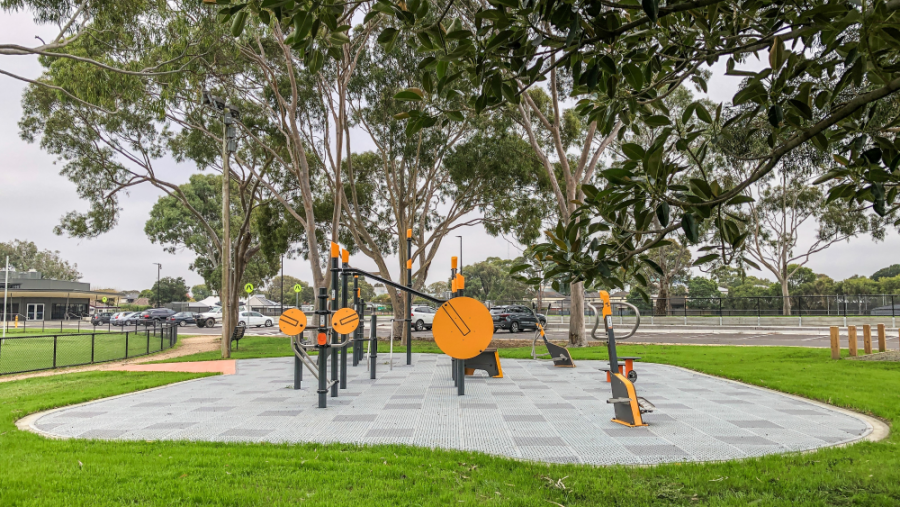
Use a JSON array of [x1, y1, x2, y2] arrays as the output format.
[[1, 8, 897, 295]]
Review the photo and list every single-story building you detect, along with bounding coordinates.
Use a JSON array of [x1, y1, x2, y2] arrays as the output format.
[[0, 269, 122, 321]]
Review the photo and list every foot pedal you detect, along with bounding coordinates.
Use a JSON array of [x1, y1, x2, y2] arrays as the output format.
[[637, 397, 655, 414]]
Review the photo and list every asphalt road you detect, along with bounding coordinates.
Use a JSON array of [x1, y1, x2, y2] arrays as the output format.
[[30, 319, 899, 349]]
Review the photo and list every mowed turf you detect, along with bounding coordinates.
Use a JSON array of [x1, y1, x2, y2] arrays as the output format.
[[0, 328, 174, 374], [1, 345, 899, 505]]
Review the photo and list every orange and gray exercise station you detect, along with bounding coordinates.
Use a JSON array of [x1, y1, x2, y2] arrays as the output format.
[[597, 291, 655, 427], [285, 233, 497, 408]]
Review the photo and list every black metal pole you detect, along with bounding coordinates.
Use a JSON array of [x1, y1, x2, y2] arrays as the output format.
[[330, 244, 340, 398], [340, 251, 349, 389], [294, 330, 303, 390], [369, 312, 378, 379], [280, 254, 284, 316], [353, 275, 360, 366], [406, 229, 412, 365], [316, 288, 328, 408]]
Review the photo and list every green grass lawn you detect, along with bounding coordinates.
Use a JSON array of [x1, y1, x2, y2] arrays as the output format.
[[0, 329, 175, 375], [1, 345, 899, 505]]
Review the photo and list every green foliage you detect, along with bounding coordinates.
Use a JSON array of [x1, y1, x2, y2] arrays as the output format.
[[145, 276, 190, 306], [872, 264, 900, 281], [191, 284, 210, 300], [0, 239, 81, 281], [461, 257, 534, 302], [264, 275, 317, 306], [686, 277, 721, 300]]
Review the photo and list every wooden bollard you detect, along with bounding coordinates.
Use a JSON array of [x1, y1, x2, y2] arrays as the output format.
[[863, 325, 873, 354], [848, 326, 858, 357], [830, 326, 840, 359], [877, 323, 886, 353]]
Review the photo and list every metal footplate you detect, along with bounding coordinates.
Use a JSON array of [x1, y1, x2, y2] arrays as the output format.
[[637, 397, 655, 414]]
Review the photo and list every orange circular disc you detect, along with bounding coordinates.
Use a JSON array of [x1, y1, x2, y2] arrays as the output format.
[[332, 307, 360, 335], [432, 297, 494, 359], [278, 308, 308, 335]]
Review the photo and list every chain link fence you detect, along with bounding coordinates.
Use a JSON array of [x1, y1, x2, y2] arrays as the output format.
[[0, 323, 179, 376]]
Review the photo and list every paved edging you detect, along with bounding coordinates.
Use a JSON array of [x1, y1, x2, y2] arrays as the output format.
[[15, 375, 223, 439]]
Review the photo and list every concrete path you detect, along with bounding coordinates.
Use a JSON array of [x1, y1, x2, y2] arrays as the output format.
[[26, 355, 876, 466]]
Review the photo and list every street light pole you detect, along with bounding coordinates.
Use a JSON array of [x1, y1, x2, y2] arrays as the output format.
[[201, 90, 240, 357], [152, 263, 162, 308], [456, 236, 463, 275]]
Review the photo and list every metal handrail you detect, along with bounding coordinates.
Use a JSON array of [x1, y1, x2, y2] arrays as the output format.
[[587, 301, 641, 340]]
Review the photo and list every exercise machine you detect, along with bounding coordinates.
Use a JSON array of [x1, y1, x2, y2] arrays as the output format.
[[598, 291, 654, 427], [530, 317, 575, 367]]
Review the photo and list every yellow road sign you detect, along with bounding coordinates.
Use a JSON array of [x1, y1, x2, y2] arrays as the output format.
[[278, 308, 308, 335], [432, 297, 494, 359], [332, 307, 360, 334], [244, 283, 254, 294]]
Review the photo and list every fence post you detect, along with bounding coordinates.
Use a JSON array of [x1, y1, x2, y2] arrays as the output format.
[[842, 296, 847, 327], [147, 330, 150, 355], [757, 297, 761, 327], [877, 323, 886, 353], [848, 326, 858, 357], [830, 326, 840, 359], [863, 324, 873, 355], [125, 332, 129, 359], [798, 295, 802, 327], [718, 297, 723, 326], [91, 333, 96, 363], [891, 294, 897, 328], [683, 297, 687, 326], [52, 335, 57, 369]]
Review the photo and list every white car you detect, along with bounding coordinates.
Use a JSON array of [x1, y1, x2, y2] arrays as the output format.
[[238, 311, 274, 328], [196, 306, 249, 328], [410, 306, 436, 331]]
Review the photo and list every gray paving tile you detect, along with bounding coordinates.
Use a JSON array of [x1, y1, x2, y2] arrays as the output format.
[[30, 355, 869, 466]]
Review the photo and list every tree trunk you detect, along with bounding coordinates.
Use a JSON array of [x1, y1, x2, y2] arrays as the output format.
[[781, 279, 792, 316], [569, 282, 586, 346], [655, 283, 669, 317], [388, 288, 406, 344]]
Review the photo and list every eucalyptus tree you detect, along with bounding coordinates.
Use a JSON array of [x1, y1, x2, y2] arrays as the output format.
[[144, 173, 286, 297], [1, 1, 201, 103], [15, 2, 302, 356], [327, 0, 900, 298]]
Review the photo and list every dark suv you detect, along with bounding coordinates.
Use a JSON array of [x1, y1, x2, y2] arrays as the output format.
[[90, 312, 114, 326], [491, 305, 545, 333], [139, 308, 176, 326]]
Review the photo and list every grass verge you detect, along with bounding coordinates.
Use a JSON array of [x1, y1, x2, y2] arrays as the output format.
[[1, 346, 898, 505]]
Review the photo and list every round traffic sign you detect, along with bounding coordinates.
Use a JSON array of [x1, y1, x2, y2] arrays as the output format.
[[432, 297, 494, 359], [332, 307, 360, 334], [278, 308, 308, 335], [244, 283, 254, 293], [293, 284, 302, 293]]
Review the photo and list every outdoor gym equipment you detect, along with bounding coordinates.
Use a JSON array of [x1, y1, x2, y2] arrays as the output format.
[[587, 300, 641, 341], [530, 309, 575, 367], [599, 290, 655, 427], [284, 233, 497, 408]]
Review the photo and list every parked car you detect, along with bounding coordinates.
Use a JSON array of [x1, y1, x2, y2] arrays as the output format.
[[237, 311, 274, 328], [490, 305, 540, 333], [122, 312, 144, 326], [138, 308, 176, 326], [300, 305, 314, 312], [91, 312, 114, 326], [168, 312, 197, 327], [111, 312, 135, 326], [196, 306, 249, 328], [410, 306, 436, 331]]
